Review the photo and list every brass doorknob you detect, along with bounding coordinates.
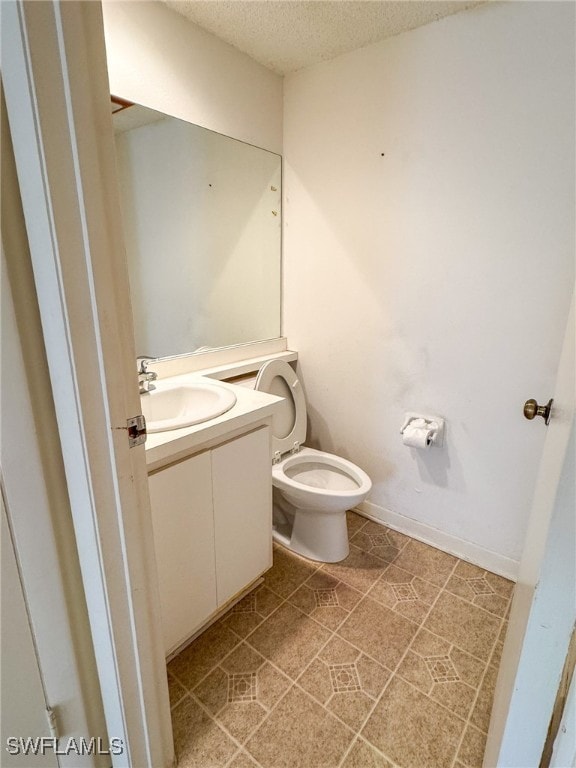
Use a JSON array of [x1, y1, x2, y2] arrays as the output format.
[[523, 398, 553, 425]]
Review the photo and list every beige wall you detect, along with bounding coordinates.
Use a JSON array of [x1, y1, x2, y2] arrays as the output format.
[[283, 1, 575, 575]]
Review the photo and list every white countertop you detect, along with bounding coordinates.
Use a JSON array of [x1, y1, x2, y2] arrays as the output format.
[[143, 373, 282, 472]]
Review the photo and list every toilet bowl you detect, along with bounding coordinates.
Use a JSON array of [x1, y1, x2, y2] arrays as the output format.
[[255, 360, 372, 563]]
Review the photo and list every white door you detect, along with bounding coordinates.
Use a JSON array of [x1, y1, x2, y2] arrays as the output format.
[[484, 293, 575, 766]]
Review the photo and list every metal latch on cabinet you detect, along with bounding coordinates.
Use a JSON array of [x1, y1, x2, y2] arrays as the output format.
[[126, 414, 147, 447]]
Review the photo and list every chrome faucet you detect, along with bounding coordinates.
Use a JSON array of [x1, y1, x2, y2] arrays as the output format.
[[137, 356, 157, 394]]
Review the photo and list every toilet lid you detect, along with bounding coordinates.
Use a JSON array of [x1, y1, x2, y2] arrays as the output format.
[[254, 360, 306, 458]]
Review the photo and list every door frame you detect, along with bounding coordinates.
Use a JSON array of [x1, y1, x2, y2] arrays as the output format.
[[1, 2, 172, 766]]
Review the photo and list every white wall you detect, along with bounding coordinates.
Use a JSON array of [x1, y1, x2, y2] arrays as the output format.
[[283, 1, 575, 575], [102, 1, 282, 154]]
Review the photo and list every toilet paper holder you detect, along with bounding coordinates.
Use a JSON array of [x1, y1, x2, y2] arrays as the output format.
[[400, 413, 445, 448]]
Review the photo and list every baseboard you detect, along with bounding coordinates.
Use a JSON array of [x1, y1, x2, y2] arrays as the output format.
[[357, 500, 519, 582]]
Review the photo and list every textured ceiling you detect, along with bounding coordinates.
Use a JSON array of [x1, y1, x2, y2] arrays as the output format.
[[163, 0, 486, 75]]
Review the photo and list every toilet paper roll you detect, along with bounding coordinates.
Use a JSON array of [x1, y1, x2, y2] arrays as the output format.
[[402, 426, 433, 450]]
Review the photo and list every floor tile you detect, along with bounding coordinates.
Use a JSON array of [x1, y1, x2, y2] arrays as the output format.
[[346, 510, 367, 536], [288, 579, 362, 630], [318, 635, 390, 695], [167, 671, 188, 709], [338, 596, 418, 670], [457, 723, 488, 768], [217, 700, 267, 744], [470, 663, 499, 733], [167, 524, 512, 768], [168, 622, 240, 690], [356, 654, 391, 699], [392, 539, 458, 587], [472, 593, 509, 619], [485, 571, 514, 599], [297, 658, 334, 704], [222, 586, 284, 638], [397, 628, 485, 719], [490, 638, 505, 667], [423, 592, 500, 662], [368, 564, 441, 624], [171, 695, 237, 768], [245, 685, 354, 768], [341, 738, 394, 768], [220, 642, 266, 674], [255, 662, 292, 709], [246, 602, 331, 679], [228, 750, 262, 768], [192, 641, 291, 747], [398, 652, 477, 721], [297, 636, 389, 730], [350, 522, 409, 564], [490, 619, 508, 666], [333, 581, 365, 611], [194, 666, 230, 715], [323, 545, 390, 593], [305, 570, 340, 590], [328, 690, 376, 732], [263, 545, 319, 598], [445, 561, 512, 618], [194, 643, 290, 721], [362, 676, 465, 768], [319, 635, 362, 664]]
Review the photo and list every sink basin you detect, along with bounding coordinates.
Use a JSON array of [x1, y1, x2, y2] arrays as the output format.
[[141, 381, 237, 433]]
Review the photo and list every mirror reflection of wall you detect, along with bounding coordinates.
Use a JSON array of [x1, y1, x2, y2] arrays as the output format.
[[113, 100, 282, 359]]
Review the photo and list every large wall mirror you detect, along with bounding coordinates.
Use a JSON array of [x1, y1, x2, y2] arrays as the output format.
[[112, 99, 282, 359]]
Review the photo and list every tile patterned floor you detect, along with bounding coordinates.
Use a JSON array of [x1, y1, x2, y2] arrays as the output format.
[[167, 512, 513, 768]]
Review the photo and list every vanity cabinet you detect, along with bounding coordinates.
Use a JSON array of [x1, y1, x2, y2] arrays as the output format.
[[148, 425, 272, 656], [148, 451, 216, 655]]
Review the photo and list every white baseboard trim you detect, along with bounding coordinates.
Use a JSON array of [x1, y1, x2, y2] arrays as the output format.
[[357, 500, 519, 582]]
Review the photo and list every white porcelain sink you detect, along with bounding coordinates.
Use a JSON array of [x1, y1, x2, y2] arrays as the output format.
[[141, 381, 237, 433]]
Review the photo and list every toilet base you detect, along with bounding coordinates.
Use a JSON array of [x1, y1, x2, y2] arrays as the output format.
[[272, 495, 350, 563]]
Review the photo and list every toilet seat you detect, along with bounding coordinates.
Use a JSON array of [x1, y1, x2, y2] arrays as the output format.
[[254, 360, 307, 459], [256, 360, 371, 501]]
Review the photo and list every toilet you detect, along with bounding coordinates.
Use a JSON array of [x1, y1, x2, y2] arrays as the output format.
[[254, 360, 372, 563]]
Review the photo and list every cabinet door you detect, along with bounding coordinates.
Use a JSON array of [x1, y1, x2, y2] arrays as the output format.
[[148, 452, 217, 654], [212, 426, 272, 607]]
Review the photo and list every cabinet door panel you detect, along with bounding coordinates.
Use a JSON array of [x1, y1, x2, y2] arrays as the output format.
[[212, 426, 272, 607], [148, 452, 216, 654]]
